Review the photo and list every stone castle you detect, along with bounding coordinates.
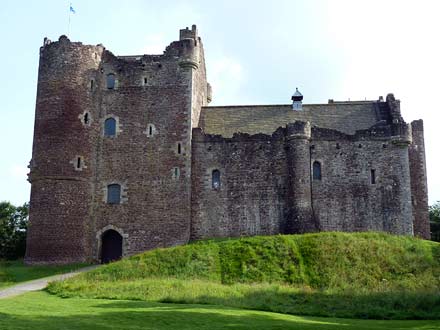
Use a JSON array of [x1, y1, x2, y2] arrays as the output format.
[[25, 25, 430, 264]]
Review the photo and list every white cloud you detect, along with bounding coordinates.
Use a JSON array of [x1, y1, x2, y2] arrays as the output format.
[[208, 56, 246, 105], [138, 33, 168, 55], [9, 164, 28, 179]]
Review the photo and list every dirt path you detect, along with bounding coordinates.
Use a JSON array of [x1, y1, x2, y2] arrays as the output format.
[[0, 265, 98, 299]]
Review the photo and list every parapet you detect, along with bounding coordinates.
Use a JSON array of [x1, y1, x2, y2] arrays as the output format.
[[180, 25, 198, 41], [286, 121, 311, 140]]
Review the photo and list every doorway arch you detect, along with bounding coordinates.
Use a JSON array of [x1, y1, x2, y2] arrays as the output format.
[[100, 229, 123, 264]]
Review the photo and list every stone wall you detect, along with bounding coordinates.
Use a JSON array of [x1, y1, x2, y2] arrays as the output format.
[[310, 127, 413, 235], [191, 128, 289, 239], [89, 31, 209, 259], [191, 122, 415, 241], [409, 120, 430, 239], [26, 36, 103, 264]]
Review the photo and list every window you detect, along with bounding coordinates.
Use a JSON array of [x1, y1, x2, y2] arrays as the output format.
[[90, 80, 94, 91], [104, 118, 116, 137], [107, 184, 121, 204], [143, 77, 148, 85], [312, 161, 322, 181], [107, 73, 115, 89], [212, 169, 221, 189], [145, 124, 156, 137], [172, 167, 180, 179], [76, 157, 82, 169], [84, 112, 90, 125], [177, 143, 182, 154], [371, 169, 376, 184]]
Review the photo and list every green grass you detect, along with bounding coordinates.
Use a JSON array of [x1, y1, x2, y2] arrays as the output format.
[[48, 232, 440, 319], [0, 291, 439, 330], [0, 259, 89, 289]]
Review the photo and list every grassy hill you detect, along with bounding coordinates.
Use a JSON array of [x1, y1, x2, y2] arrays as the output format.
[[48, 232, 440, 319]]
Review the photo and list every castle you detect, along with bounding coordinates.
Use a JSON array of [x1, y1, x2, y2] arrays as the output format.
[[25, 25, 430, 264]]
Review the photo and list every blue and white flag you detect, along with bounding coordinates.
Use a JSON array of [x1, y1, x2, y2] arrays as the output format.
[[70, 4, 76, 14]]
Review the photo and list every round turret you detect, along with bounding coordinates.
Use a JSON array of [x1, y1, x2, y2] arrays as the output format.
[[25, 37, 104, 264]]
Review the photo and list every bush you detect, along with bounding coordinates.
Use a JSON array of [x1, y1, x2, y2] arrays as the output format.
[[0, 202, 29, 260], [431, 201, 440, 242]]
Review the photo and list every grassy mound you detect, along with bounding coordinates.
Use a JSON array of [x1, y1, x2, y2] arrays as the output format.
[[48, 232, 440, 319]]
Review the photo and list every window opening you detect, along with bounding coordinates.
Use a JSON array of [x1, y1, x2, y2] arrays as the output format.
[[107, 184, 121, 204], [177, 143, 181, 154], [312, 161, 322, 181], [149, 126, 153, 136], [371, 169, 376, 184], [76, 157, 82, 169], [107, 73, 115, 89], [90, 80, 94, 91], [104, 118, 116, 137], [173, 167, 180, 179], [84, 113, 89, 125], [212, 169, 221, 189]]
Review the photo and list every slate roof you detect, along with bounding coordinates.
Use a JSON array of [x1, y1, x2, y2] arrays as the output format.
[[199, 101, 380, 137]]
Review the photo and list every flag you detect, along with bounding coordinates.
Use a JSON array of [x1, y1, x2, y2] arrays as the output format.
[[70, 4, 76, 14]]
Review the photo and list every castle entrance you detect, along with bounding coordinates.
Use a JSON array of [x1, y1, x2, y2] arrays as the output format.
[[101, 229, 123, 264]]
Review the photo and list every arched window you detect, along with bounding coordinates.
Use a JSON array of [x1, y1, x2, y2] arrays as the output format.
[[107, 73, 115, 89], [312, 161, 322, 181], [212, 169, 221, 189], [107, 184, 121, 204], [104, 118, 116, 137]]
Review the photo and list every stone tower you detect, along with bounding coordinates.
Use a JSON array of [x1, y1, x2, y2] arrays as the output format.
[[26, 25, 209, 264]]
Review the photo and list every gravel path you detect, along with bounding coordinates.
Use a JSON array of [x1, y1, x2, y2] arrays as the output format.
[[0, 265, 98, 299]]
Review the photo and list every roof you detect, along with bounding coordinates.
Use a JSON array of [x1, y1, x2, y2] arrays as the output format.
[[199, 101, 380, 137]]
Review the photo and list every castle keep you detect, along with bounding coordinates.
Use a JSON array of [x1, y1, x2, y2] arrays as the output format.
[[25, 25, 430, 264]]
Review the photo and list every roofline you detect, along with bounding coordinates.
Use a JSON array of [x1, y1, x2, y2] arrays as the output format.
[[203, 100, 379, 109]]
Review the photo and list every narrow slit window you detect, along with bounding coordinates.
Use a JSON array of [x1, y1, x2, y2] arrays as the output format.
[[104, 118, 116, 137], [149, 126, 153, 136], [84, 113, 89, 125], [106, 73, 115, 89], [76, 157, 82, 169], [212, 169, 221, 189], [371, 169, 376, 184], [90, 80, 94, 91], [172, 167, 180, 179], [312, 161, 322, 181], [107, 184, 121, 204], [177, 143, 181, 154], [144, 77, 148, 85]]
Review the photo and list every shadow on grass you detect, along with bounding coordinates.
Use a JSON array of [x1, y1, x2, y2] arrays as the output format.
[[156, 289, 440, 320], [1, 299, 439, 330]]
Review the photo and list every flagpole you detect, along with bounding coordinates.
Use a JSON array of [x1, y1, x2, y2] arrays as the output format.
[[68, 8, 71, 37]]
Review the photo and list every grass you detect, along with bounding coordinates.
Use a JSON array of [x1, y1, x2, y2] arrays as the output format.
[[0, 259, 89, 289], [1, 291, 439, 330], [48, 232, 440, 319]]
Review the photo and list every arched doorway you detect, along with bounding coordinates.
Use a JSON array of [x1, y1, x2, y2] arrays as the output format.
[[101, 229, 123, 264]]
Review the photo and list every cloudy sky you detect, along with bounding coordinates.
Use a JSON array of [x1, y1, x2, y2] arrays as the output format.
[[0, 0, 439, 205]]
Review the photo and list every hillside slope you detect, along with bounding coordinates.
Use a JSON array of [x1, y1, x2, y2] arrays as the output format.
[[48, 232, 440, 319]]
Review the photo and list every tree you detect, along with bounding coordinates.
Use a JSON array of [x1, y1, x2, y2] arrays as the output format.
[[0, 201, 29, 260], [430, 201, 440, 242]]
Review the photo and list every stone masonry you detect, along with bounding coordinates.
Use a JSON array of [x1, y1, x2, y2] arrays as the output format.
[[25, 25, 430, 264]]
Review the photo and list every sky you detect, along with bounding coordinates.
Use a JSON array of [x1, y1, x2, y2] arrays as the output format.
[[0, 0, 439, 205]]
